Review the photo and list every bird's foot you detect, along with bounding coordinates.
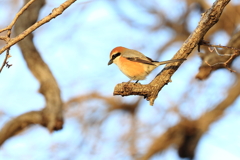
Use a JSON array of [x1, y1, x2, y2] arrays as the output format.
[[123, 80, 131, 87]]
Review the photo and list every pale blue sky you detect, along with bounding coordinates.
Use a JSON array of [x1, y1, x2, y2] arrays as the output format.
[[0, 0, 239, 160]]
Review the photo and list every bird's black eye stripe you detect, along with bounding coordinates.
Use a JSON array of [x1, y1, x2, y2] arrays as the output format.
[[112, 52, 121, 60]]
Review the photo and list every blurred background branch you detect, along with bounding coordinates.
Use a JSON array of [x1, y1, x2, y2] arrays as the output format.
[[0, 0, 77, 145], [0, 0, 239, 160], [113, 0, 231, 106]]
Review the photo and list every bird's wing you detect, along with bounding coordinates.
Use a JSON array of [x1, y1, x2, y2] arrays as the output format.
[[125, 57, 157, 65], [122, 49, 157, 65]]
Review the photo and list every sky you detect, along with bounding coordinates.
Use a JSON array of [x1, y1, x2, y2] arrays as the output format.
[[0, 0, 240, 160]]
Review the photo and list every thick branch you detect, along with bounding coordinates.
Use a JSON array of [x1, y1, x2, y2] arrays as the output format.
[[198, 74, 240, 130], [65, 92, 141, 114], [13, 0, 63, 131], [0, 0, 76, 146], [114, 0, 231, 105], [141, 73, 240, 160], [0, 111, 43, 145], [0, 0, 36, 34]]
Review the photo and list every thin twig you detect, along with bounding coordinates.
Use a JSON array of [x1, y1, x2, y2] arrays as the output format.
[[0, 0, 36, 34], [200, 40, 240, 52], [0, 0, 76, 72], [0, 0, 36, 72], [114, 0, 231, 106], [0, 49, 10, 72], [204, 50, 238, 72], [208, 47, 233, 56], [0, 0, 77, 145], [0, 0, 77, 55], [0, 36, 10, 41]]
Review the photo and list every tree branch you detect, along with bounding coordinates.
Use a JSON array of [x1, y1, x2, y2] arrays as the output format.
[[113, 0, 231, 106], [196, 30, 240, 80], [0, 111, 43, 146], [0, 0, 36, 34], [0, 0, 76, 55], [0, 49, 11, 72], [0, 0, 77, 146], [140, 73, 240, 160]]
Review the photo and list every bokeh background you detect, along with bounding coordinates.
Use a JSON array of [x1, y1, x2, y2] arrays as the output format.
[[0, 0, 240, 160]]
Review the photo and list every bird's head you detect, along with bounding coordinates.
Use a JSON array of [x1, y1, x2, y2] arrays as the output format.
[[108, 46, 126, 65]]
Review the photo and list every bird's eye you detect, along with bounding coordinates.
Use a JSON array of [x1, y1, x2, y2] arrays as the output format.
[[112, 52, 121, 59]]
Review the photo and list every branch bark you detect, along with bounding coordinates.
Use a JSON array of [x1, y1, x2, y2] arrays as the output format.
[[113, 0, 231, 106], [0, 111, 43, 145], [140, 73, 240, 160], [0, 0, 76, 146], [196, 30, 240, 80], [0, 0, 36, 34], [0, 0, 77, 55]]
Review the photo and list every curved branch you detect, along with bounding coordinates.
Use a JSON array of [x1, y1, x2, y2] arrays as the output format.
[[141, 73, 240, 160], [0, 0, 76, 146], [0, 0, 36, 34], [0, 111, 43, 145], [13, 0, 63, 131], [0, 0, 77, 55], [196, 30, 240, 80], [65, 92, 141, 114], [113, 0, 231, 106]]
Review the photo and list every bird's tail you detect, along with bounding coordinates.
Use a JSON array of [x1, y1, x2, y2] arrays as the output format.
[[155, 59, 186, 66]]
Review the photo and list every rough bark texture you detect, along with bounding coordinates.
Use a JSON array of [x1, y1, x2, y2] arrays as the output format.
[[14, 0, 63, 132], [0, 0, 77, 55], [0, 0, 71, 145], [196, 30, 240, 80], [140, 74, 240, 160], [113, 0, 231, 106]]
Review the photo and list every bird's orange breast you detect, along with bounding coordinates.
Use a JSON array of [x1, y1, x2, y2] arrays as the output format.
[[118, 56, 145, 79]]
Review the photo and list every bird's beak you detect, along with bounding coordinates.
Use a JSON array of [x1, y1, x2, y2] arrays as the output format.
[[108, 59, 113, 65]]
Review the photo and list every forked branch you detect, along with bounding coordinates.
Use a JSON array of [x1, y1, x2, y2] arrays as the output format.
[[113, 0, 231, 106], [0, 0, 77, 146]]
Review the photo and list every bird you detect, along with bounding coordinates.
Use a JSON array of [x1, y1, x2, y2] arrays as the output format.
[[108, 46, 185, 83]]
